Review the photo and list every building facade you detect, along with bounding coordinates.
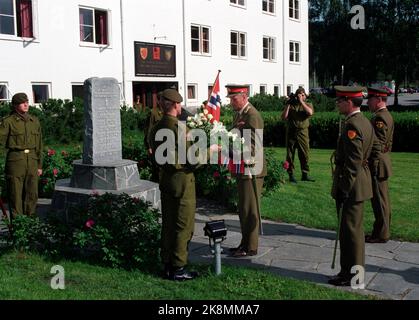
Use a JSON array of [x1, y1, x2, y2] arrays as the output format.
[[0, 0, 309, 109]]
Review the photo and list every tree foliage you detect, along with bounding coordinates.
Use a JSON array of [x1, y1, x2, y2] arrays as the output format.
[[309, 0, 419, 100]]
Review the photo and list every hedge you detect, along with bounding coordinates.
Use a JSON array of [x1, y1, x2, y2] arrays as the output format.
[[220, 111, 419, 152]]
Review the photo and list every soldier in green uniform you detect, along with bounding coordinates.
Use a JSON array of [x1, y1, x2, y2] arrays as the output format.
[[226, 85, 267, 257], [365, 87, 394, 243], [329, 86, 380, 286], [150, 88, 218, 280], [281, 87, 315, 183], [144, 92, 163, 182], [0, 93, 43, 218]]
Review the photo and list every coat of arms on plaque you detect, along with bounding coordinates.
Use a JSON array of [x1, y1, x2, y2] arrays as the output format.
[[140, 48, 148, 60]]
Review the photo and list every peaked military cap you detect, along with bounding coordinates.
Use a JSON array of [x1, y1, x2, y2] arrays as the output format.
[[162, 88, 183, 103], [367, 87, 388, 98], [334, 86, 365, 98], [226, 84, 249, 97], [12, 92, 29, 106]]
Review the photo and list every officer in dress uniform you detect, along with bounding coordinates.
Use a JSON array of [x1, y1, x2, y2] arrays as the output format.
[[0, 93, 43, 218], [329, 86, 380, 286], [365, 87, 394, 243], [226, 85, 267, 258], [150, 89, 218, 280]]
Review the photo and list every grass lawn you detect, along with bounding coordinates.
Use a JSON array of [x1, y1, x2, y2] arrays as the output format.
[[0, 250, 370, 300], [262, 148, 419, 242]]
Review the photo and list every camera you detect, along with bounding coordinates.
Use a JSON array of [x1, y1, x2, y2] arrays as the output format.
[[287, 93, 299, 105]]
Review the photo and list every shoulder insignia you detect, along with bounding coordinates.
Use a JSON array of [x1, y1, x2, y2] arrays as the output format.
[[347, 130, 357, 140], [376, 121, 384, 129]]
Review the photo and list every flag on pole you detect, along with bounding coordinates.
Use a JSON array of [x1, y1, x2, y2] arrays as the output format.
[[206, 70, 221, 122]]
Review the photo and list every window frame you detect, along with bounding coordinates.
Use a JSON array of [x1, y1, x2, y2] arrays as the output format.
[[187, 83, 198, 102], [79, 5, 110, 47], [230, 0, 246, 9], [190, 24, 211, 56], [0, 0, 36, 40], [71, 83, 84, 101], [259, 84, 267, 95], [262, 0, 275, 15], [289, 40, 301, 64], [0, 82, 10, 101], [289, 0, 300, 21], [286, 85, 293, 96], [31, 82, 51, 104], [263, 36, 276, 62], [230, 30, 247, 59], [274, 85, 280, 97]]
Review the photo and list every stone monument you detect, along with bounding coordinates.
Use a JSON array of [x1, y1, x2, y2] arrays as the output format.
[[51, 77, 160, 220]]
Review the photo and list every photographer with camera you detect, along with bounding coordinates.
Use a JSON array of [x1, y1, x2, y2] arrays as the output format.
[[281, 87, 315, 183]]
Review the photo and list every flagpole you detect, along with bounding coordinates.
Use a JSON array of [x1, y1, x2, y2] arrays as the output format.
[[207, 70, 221, 104]]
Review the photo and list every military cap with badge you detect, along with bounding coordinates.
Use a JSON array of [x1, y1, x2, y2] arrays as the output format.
[[225, 84, 250, 97], [162, 89, 183, 103]]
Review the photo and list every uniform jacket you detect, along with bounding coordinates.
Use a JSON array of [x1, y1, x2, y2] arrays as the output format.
[[0, 112, 43, 169], [232, 103, 267, 180], [286, 102, 313, 130], [332, 112, 380, 202], [371, 108, 394, 179], [144, 107, 163, 150], [150, 114, 198, 198]]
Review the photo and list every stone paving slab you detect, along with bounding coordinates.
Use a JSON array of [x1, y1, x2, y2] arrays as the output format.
[[193, 206, 419, 300]]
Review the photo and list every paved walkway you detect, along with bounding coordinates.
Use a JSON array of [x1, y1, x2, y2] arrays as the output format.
[[1, 198, 418, 300], [191, 199, 419, 300]]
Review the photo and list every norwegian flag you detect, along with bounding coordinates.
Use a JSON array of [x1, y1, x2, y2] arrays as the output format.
[[219, 154, 245, 175], [206, 70, 221, 122]]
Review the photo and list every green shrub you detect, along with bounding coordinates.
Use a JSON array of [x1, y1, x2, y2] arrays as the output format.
[[307, 93, 336, 112], [249, 93, 286, 112], [11, 193, 161, 271]]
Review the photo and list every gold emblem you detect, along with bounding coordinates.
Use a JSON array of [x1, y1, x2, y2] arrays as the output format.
[[376, 121, 384, 129], [164, 49, 172, 61]]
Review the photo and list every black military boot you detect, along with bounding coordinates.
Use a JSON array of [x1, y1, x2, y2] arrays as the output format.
[[302, 172, 315, 182], [289, 173, 298, 184], [169, 267, 199, 281]]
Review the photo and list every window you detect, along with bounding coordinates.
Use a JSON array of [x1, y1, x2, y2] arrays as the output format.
[[287, 85, 293, 96], [32, 83, 50, 104], [191, 25, 210, 55], [0, 82, 9, 101], [289, 41, 300, 63], [259, 85, 267, 95], [230, 0, 245, 7], [289, 0, 300, 20], [263, 36, 276, 61], [0, 0, 33, 37], [262, 0, 275, 14], [274, 85, 280, 97], [187, 84, 197, 100], [72, 84, 84, 100], [231, 31, 246, 58], [79, 7, 108, 45]]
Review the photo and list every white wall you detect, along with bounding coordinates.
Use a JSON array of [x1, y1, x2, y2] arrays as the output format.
[[0, 0, 122, 104], [0, 0, 309, 107]]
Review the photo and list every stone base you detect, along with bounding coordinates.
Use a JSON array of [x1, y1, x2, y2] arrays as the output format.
[[51, 179, 160, 221], [70, 160, 142, 190]]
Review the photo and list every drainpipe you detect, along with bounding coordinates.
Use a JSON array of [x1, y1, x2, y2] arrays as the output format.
[[282, 0, 286, 96], [182, 0, 187, 108], [120, 0, 127, 105]]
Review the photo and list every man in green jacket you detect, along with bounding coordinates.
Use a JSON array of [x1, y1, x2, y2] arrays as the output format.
[[226, 85, 267, 258], [0, 93, 43, 218], [366, 87, 394, 243], [150, 88, 218, 280], [281, 87, 315, 183], [329, 86, 380, 286]]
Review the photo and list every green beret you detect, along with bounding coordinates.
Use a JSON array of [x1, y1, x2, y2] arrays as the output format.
[[162, 89, 183, 103], [12, 93, 29, 106]]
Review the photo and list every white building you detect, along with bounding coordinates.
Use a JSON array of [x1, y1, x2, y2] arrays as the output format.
[[0, 0, 309, 109]]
